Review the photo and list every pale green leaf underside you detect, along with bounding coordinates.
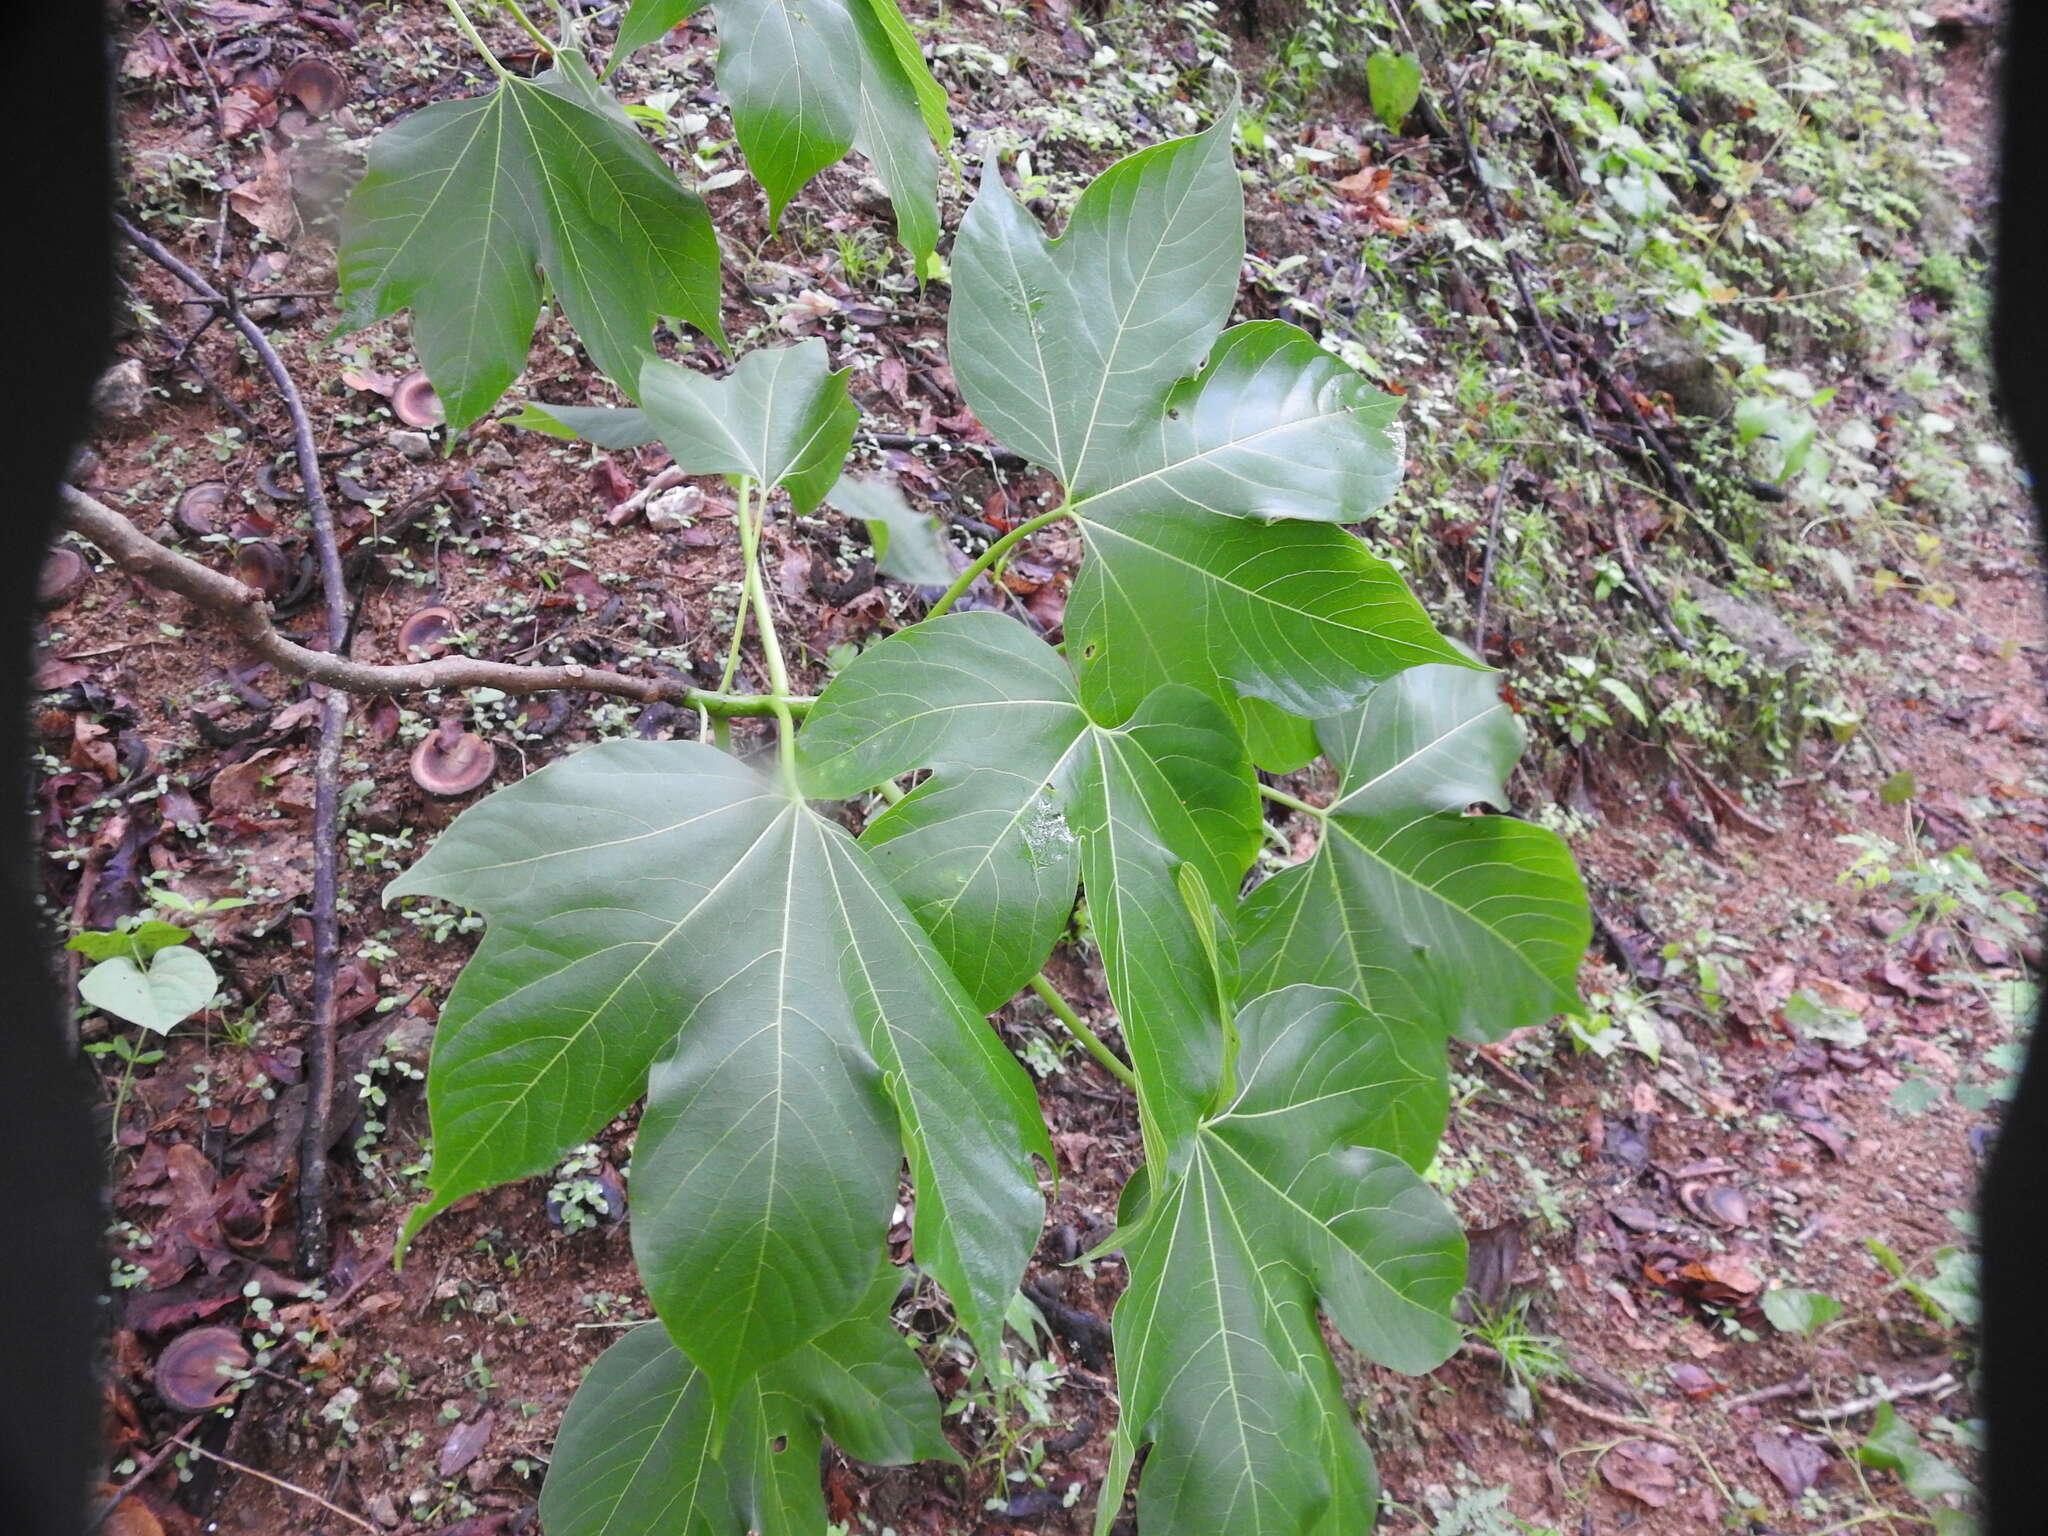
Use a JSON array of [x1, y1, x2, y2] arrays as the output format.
[[1105, 985, 1464, 1536], [385, 741, 1045, 1410], [798, 612, 1260, 1156], [1239, 664, 1592, 1040], [638, 341, 857, 513], [540, 1262, 953, 1536], [337, 56, 724, 434], [79, 947, 217, 1035], [615, 0, 945, 264], [824, 473, 956, 585]]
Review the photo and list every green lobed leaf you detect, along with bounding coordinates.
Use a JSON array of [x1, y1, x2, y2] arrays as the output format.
[[613, 0, 946, 264], [798, 611, 1261, 1161], [337, 55, 724, 435], [824, 473, 956, 584], [947, 101, 1468, 720], [1858, 1403, 1977, 1505], [1102, 984, 1464, 1536], [506, 401, 655, 449], [1240, 663, 1591, 1041], [540, 1261, 954, 1536], [78, 947, 218, 1036], [385, 741, 1046, 1411], [638, 341, 857, 513]]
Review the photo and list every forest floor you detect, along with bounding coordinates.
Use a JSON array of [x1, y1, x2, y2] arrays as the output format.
[[62, 0, 2034, 1533]]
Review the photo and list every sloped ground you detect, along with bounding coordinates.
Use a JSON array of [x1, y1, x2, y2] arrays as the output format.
[[63, 0, 2032, 1532]]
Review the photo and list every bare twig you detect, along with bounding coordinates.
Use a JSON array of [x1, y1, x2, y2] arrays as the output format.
[[1793, 1372, 1958, 1425], [88, 1412, 209, 1528], [1721, 1374, 1815, 1411], [61, 487, 799, 717], [1472, 460, 1514, 655], [1459, 1343, 1690, 1447], [112, 213, 354, 1279], [165, 1438, 379, 1533], [854, 428, 1032, 469]]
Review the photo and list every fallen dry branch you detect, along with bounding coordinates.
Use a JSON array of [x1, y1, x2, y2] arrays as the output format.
[[60, 486, 794, 719], [1459, 1342, 1690, 1447], [1792, 1371, 1958, 1425]]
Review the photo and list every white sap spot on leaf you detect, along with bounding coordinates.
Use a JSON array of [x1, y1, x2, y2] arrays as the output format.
[[1021, 795, 1076, 868]]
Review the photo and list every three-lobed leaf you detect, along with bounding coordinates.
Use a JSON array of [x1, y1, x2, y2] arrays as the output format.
[[385, 741, 1046, 1413], [637, 340, 857, 513], [337, 54, 724, 435], [1103, 985, 1464, 1535], [947, 98, 1470, 721], [612, 0, 948, 265], [799, 612, 1260, 1161], [541, 1259, 952, 1536], [1239, 662, 1592, 1040]]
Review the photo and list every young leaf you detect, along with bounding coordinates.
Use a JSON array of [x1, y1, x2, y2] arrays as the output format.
[[799, 613, 1261, 1160], [1760, 1287, 1844, 1336], [612, 0, 947, 264], [385, 742, 1046, 1409], [67, 920, 191, 964], [1239, 663, 1591, 1041], [824, 474, 955, 584], [948, 103, 1468, 718], [1858, 1403, 1976, 1504], [1366, 52, 1423, 134], [337, 55, 724, 435], [540, 1262, 953, 1536], [78, 946, 218, 1036], [638, 341, 857, 513], [1103, 985, 1464, 1534]]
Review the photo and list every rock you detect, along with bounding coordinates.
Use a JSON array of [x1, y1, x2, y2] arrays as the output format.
[[388, 429, 435, 461], [93, 358, 151, 423], [464, 1456, 500, 1494], [469, 441, 516, 473], [366, 1492, 402, 1529], [1690, 585, 1813, 668], [1628, 317, 1731, 420], [367, 1363, 404, 1398], [645, 483, 705, 531]]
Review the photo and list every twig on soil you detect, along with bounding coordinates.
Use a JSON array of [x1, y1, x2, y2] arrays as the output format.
[[88, 1412, 210, 1529], [1472, 460, 1515, 655], [1793, 1372, 1957, 1425], [1459, 1342, 1690, 1447], [1721, 1373, 1815, 1411], [854, 429, 1032, 470], [166, 1438, 380, 1533], [60, 486, 801, 717], [114, 213, 352, 1280]]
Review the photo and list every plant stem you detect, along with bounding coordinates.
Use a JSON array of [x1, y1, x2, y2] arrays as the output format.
[[924, 504, 1072, 621], [496, 0, 556, 53], [443, 0, 515, 79], [1028, 975, 1136, 1089], [736, 477, 804, 797], [1258, 782, 1330, 820]]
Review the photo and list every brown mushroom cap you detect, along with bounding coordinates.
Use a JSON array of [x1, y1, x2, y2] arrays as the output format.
[[154, 1326, 250, 1413], [281, 56, 348, 117], [37, 547, 90, 608], [173, 481, 230, 539], [232, 540, 291, 600], [411, 719, 495, 797], [398, 604, 458, 659], [391, 371, 445, 430]]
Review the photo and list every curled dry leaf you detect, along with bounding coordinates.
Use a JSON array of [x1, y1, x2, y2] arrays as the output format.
[[39, 546, 91, 607], [231, 541, 291, 599], [280, 55, 348, 116], [173, 482, 229, 539], [153, 1325, 250, 1412], [391, 371, 445, 430], [1600, 1438, 1681, 1508], [410, 719, 496, 797], [1752, 1427, 1829, 1499], [398, 605, 459, 659]]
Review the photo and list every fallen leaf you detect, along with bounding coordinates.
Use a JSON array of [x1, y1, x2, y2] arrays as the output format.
[[1752, 1428, 1829, 1499], [1600, 1439, 1680, 1507], [440, 1412, 496, 1477], [228, 146, 299, 242]]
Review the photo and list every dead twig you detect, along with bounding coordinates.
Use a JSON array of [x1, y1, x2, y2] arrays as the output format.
[[166, 1438, 379, 1533], [112, 212, 354, 1281], [61, 486, 793, 716], [1721, 1374, 1815, 1411], [1793, 1372, 1958, 1425], [1472, 460, 1515, 656], [88, 1412, 209, 1528], [1459, 1343, 1690, 1447]]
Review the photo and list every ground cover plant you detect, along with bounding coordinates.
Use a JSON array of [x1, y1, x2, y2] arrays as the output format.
[[335, 10, 1591, 1525], [57, 0, 2030, 1530]]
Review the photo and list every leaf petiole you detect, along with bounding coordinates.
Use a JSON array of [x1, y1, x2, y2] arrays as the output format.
[[442, 0, 516, 79], [1257, 781, 1330, 820], [735, 476, 804, 797], [495, 0, 557, 56], [1027, 975, 1136, 1089], [923, 503, 1071, 621]]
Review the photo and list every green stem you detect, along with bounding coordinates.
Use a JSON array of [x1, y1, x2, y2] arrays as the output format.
[[1258, 782, 1330, 820], [688, 688, 811, 719], [924, 504, 1072, 621], [442, 0, 515, 78], [496, 0, 556, 53], [736, 477, 804, 797], [1028, 975, 1136, 1089]]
